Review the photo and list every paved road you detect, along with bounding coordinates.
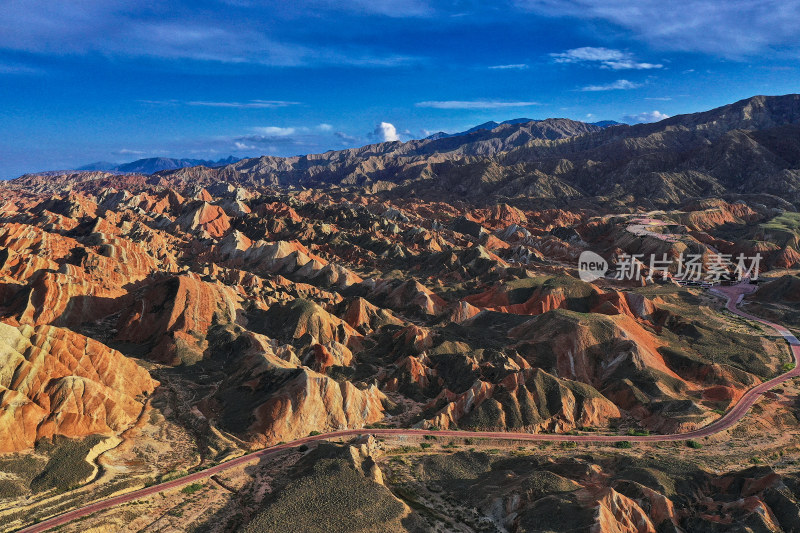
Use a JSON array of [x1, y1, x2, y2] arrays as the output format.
[[16, 284, 800, 533]]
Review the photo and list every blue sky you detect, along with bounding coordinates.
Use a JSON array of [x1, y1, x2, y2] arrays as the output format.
[[1, 0, 799, 178]]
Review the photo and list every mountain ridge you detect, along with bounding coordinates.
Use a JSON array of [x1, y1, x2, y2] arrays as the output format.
[[12, 94, 800, 208], [424, 117, 621, 140], [152, 94, 800, 207]]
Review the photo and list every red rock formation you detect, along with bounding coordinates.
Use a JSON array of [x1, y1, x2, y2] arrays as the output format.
[[678, 199, 760, 231], [371, 279, 447, 315], [464, 282, 588, 316], [470, 203, 528, 230], [0, 322, 157, 452], [424, 368, 621, 432], [343, 297, 403, 332], [14, 270, 127, 327], [174, 202, 232, 238], [578, 487, 657, 533], [591, 291, 658, 322], [451, 300, 482, 323], [129, 189, 186, 215], [0, 223, 80, 264], [195, 188, 214, 202], [256, 201, 303, 222], [250, 369, 386, 445], [114, 274, 241, 364]]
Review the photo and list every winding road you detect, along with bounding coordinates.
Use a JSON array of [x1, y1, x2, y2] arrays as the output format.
[[15, 283, 800, 533]]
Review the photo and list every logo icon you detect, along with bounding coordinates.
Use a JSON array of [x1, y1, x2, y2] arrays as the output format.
[[578, 251, 608, 282]]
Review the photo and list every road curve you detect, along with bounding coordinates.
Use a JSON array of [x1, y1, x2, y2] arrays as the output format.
[[16, 284, 800, 533]]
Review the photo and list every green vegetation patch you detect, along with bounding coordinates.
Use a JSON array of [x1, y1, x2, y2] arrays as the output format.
[[0, 454, 47, 486], [181, 482, 204, 495], [0, 478, 26, 499], [504, 275, 596, 310], [30, 435, 106, 493], [757, 211, 800, 249], [242, 457, 424, 533], [760, 211, 800, 233], [657, 312, 780, 379], [517, 493, 597, 533]]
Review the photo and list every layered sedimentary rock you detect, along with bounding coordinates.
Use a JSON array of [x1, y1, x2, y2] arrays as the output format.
[[0, 322, 157, 452], [173, 201, 231, 238], [251, 369, 387, 444], [114, 274, 241, 364], [0, 107, 796, 457], [424, 368, 622, 433]]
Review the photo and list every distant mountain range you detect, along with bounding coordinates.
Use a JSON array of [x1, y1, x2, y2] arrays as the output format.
[[58, 120, 622, 176], [16, 95, 800, 208], [78, 156, 240, 174], [149, 94, 800, 207], [425, 118, 622, 140]]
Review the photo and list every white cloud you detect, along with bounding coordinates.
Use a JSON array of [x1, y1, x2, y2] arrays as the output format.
[[518, 0, 800, 57], [317, 123, 333, 131], [580, 79, 641, 91], [551, 47, 662, 70], [622, 110, 670, 123], [251, 126, 297, 136], [372, 122, 400, 142], [234, 142, 257, 150], [488, 63, 529, 70], [645, 97, 672, 101], [415, 100, 540, 109], [115, 148, 146, 155]]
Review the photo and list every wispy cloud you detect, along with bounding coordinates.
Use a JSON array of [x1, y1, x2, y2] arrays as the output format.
[[139, 99, 302, 109], [249, 124, 335, 135], [622, 110, 670, 123], [488, 63, 529, 70], [0, 3, 423, 68], [304, 0, 434, 18], [415, 100, 540, 109], [580, 79, 641, 91], [187, 100, 301, 108], [230, 123, 351, 153], [0, 62, 42, 75], [251, 126, 298, 136], [137, 99, 180, 106], [645, 97, 672, 101], [551, 47, 662, 69], [335, 131, 360, 144], [517, 0, 800, 57]]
